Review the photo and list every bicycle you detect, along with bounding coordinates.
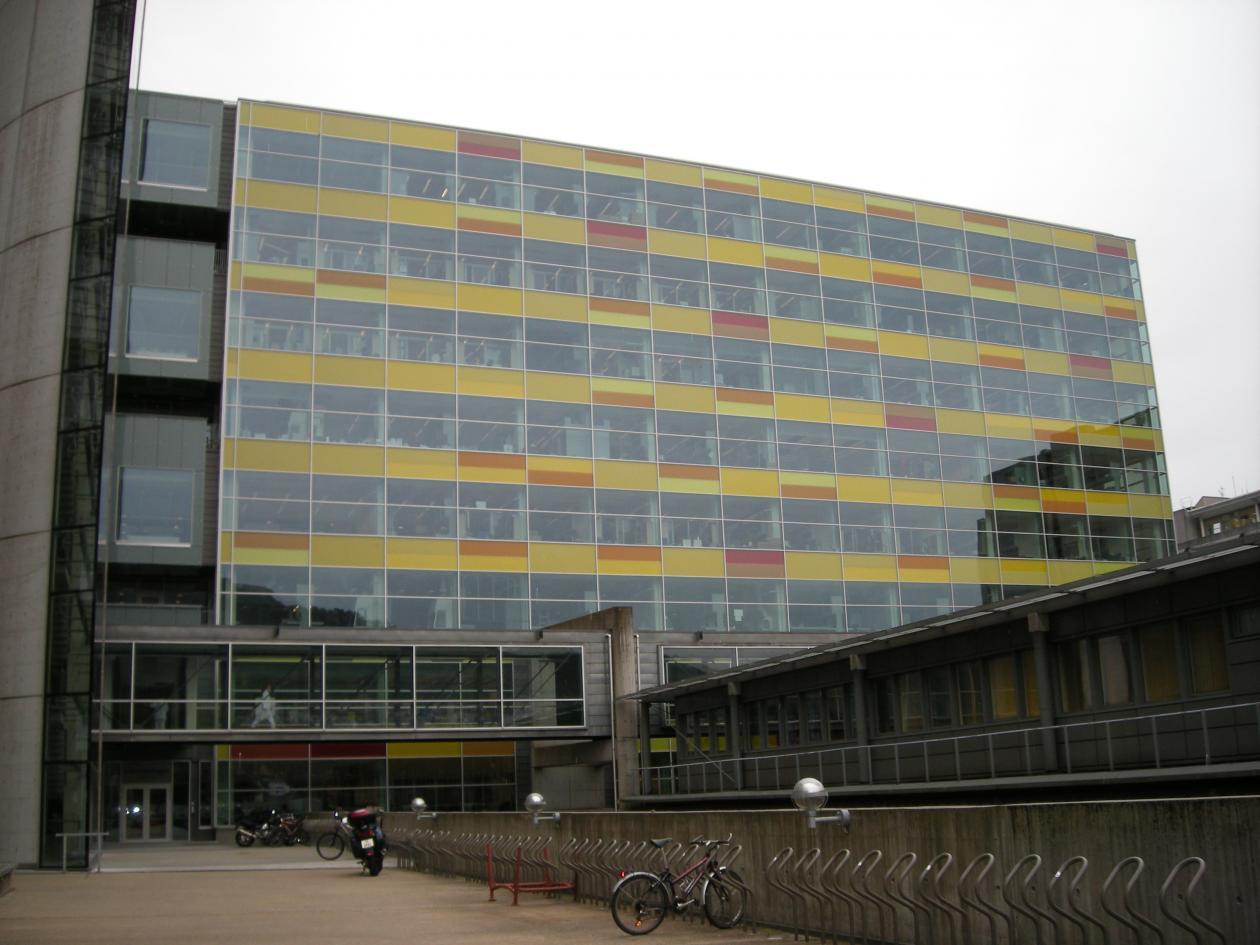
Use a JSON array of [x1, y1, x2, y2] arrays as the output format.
[[315, 815, 350, 860], [609, 834, 746, 935]]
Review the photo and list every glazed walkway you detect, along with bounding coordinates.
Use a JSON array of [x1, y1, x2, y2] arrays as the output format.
[[0, 845, 780, 945]]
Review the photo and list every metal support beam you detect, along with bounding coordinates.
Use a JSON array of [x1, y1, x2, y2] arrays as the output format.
[[1029, 611, 1059, 772]]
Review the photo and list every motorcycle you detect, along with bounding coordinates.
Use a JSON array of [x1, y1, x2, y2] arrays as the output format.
[[323, 806, 386, 876], [235, 809, 306, 847]]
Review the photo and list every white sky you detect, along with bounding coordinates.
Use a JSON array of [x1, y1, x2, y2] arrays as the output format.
[[133, 0, 1260, 506]]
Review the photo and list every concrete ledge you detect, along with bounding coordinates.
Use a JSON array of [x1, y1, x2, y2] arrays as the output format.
[[0, 862, 14, 897]]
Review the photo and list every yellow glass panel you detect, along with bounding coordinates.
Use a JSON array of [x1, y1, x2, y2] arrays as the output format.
[[936, 409, 986, 435], [1016, 282, 1060, 307], [837, 475, 891, 503], [1130, 494, 1172, 518], [1048, 560, 1095, 585], [842, 554, 897, 581], [530, 543, 596, 573], [242, 179, 317, 213], [651, 305, 709, 335], [312, 443, 385, 476], [523, 212, 585, 244], [819, 253, 872, 281], [899, 560, 950, 582], [224, 347, 239, 379], [766, 318, 826, 347], [388, 361, 455, 393], [929, 337, 978, 365], [457, 205, 520, 229], [459, 459, 525, 485], [645, 159, 702, 186], [716, 396, 773, 419], [872, 260, 922, 285], [704, 168, 758, 191], [387, 276, 455, 309], [459, 547, 527, 572], [774, 393, 830, 422], [526, 371, 589, 403], [385, 538, 456, 570], [831, 399, 885, 427], [921, 269, 969, 295], [657, 471, 719, 495], [812, 186, 864, 212], [591, 377, 651, 402], [457, 284, 521, 316], [765, 246, 819, 268], [1052, 228, 1096, 251], [241, 262, 316, 289], [707, 237, 763, 267], [315, 281, 385, 304], [824, 324, 877, 348], [323, 113, 387, 142], [1059, 289, 1103, 315], [594, 460, 658, 489], [779, 471, 835, 496], [314, 356, 384, 388], [950, 557, 1000, 583], [1086, 491, 1129, 516], [312, 535, 384, 567], [662, 547, 724, 577], [720, 468, 779, 496], [867, 195, 915, 217], [458, 366, 524, 398], [389, 196, 455, 229], [231, 543, 309, 567], [977, 343, 1025, 368], [597, 549, 661, 576], [760, 177, 811, 203], [524, 290, 587, 321], [229, 261, 243, 291], [1010, 220, 1053, 244], [915, 204, 962, 227], [891, 480, 943, 505], [232, 439, 310, 473], [522, 140, 582, 169], [1025, 350, 1070, 376], [387, 448, 455, 480], [785, 552, 842, 581], [386, 740, 460, 758], [390, 123, 455, 151], [1111, 361, 1147, 385], [647, 229, 706, 259], [248, 103, 320, 134], [986, 414, 1034, 440], [319, 188, 386, 220], [1078, 424, 1122, 447], [1000, 559, 1048, 583], [656, 383, 714, 412], [942, 482, 992, 507], [236, 349, 312, 383], [878, 332, 929, 359]]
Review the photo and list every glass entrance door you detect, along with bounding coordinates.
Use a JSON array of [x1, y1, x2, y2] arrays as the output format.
[[121, 784, 171, 842]]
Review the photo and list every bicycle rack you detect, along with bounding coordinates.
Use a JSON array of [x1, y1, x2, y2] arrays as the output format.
[[765, 847, 800, 940], [958, 852, 1005, 945], [884, 852, 926, 945], [1159, 856, 1227, 945], [918, 853, 966, 945], [820, 849, 861, 945], [794, 848, 828, 941], [851, 849, 887, 945]]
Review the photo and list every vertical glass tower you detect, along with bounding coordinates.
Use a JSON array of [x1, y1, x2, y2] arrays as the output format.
[[219, 101, 1170, 636]]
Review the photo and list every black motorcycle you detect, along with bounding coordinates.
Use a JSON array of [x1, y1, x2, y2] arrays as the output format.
[[235, 809, 305, 847], [315, 807, 387, 875]]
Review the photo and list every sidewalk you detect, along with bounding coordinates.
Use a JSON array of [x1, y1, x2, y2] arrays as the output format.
[[1, 855, 785, 945]]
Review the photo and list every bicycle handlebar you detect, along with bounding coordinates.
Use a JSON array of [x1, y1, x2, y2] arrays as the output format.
[[687, 833, 734, 849]]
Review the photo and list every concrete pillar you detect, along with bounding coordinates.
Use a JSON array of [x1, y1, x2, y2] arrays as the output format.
[[849, 654, 870, 782], [1029, 611, 1059, 772], [727, 682, 743, 789], [607, 606, 640, 807]]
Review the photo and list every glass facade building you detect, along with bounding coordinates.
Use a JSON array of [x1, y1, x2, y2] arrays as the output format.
[[218, 101, 1172, 637]]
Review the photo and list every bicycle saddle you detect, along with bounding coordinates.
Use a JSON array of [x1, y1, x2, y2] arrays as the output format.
[[648, 838, 673, 848]]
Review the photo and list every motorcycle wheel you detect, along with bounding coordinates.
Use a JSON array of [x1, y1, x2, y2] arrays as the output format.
[[367, 854, 384, 877], [264, 829, 283, 846], [235, 829, 254, 848]]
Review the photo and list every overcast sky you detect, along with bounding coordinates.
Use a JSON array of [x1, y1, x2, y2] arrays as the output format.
[[132, 0, 1260, 506]]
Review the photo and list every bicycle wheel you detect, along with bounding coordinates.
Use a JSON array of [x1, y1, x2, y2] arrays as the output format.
[[610, 872, 670, 935], [702, 868, 746, 929], [316, 832, 345, 860]]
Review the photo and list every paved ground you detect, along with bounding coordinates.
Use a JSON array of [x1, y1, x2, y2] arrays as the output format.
[[0, 845, 786, 945]]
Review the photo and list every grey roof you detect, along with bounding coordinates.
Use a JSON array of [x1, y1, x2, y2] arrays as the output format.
[[627, 525, 1260, 703]]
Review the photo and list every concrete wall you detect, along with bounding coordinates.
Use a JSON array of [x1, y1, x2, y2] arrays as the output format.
[[383, 795, 1260, 943], [0, 0, 96, 868]]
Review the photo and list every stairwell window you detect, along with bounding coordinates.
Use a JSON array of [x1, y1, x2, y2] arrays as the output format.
[[117, 467, 194, 546], [140, 119, 211, 189]]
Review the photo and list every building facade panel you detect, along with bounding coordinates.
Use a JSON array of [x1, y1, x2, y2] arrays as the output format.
[[217, 102, 1172, 637]]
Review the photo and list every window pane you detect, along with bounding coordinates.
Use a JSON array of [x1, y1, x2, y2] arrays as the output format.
[[118, 468, 194, 545], [1057, 640, 1091, 712], [1140, 622, 1180, 701], [987, 655, 1019, 720], [141, 120, 211, 188], [1186, 615, 1228, 693], [127, 287, 201, 360]]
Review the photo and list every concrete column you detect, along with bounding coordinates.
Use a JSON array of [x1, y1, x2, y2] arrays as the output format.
[[607, 607, 640, 807], [849, 654, 870, 782], [1029, 611, 1059, 772], [727, 682, 743, 789]]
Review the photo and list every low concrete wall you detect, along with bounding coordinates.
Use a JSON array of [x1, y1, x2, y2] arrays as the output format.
[[384, 795, 1259, 943]]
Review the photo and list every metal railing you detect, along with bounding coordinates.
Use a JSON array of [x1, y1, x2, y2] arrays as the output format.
[[641, 700, 1260, 796]]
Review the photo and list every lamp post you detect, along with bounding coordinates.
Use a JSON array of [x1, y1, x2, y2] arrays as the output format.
[[411, 796, 437, 821], [524, 792, 560, 826], [791, 777, 851, 830]]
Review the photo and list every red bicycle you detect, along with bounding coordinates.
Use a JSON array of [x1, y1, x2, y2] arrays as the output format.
[[609, 834, 746, 935]]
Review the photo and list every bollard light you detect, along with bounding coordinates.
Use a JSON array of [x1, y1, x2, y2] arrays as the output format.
[[791, 777, 851, 830], [411, 796, 437, 821], [524, 791, 560, 826]]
